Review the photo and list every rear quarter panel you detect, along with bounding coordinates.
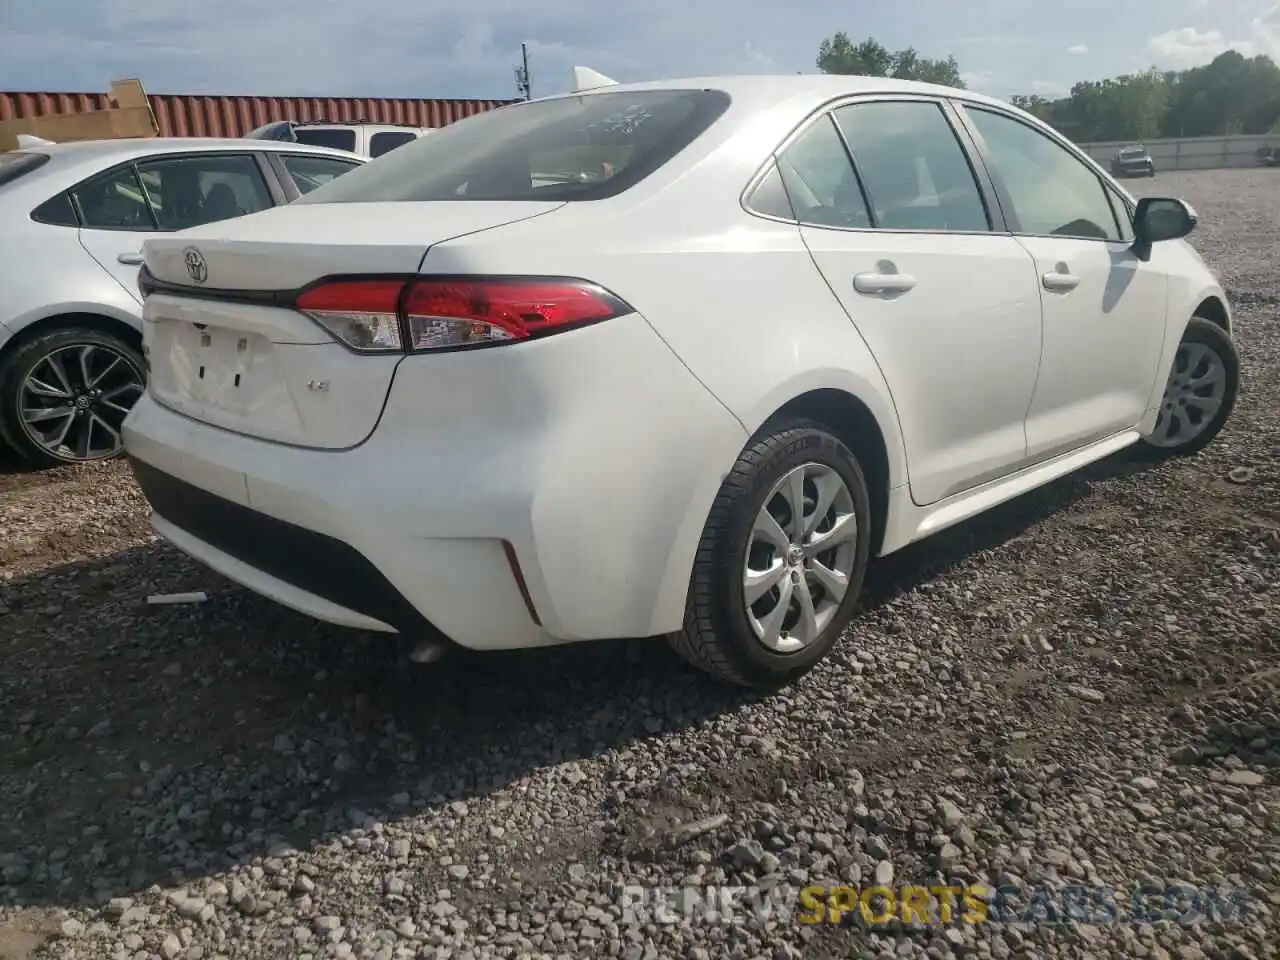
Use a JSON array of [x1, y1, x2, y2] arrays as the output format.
[[0, 216, 141, 337], [421, 121, 910, 630]]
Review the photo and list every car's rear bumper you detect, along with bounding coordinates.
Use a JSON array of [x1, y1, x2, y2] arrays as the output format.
[[122, 314, 748, 649], [130, 459, 428, 634]]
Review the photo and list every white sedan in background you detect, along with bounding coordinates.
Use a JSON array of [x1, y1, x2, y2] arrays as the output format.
[[0, 138, 364, 466], [123, 75, 1237, 689]]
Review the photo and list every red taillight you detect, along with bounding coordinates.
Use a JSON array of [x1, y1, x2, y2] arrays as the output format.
[[292, 276, 630, 354], [403, 278, 628, 351], [295, 279, 402, 315]]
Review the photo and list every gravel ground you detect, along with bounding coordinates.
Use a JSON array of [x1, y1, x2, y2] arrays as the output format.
[[1, 167, 1278, 960]]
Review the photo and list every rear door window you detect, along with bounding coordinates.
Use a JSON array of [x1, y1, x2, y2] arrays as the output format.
[[833, 100, 990, 232], [299, 88, 732, 203], [134, 154, 274, 229], [74, 166, 156, 230], [773, 114, 871, 229], [279, 154, 363, 195], [32, 193, 78, 226], [293, 128, 358, 152], [369, 131, 417, 157]]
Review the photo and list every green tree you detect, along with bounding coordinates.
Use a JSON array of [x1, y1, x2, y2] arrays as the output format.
[[1009, 94, 1054, 123], [1010, 50, 1280, 143], [817, 34, 965, 88]]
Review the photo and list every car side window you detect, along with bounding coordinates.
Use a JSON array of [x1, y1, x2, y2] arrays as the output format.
[[294, 128, 358, 152], [774, 114, 871, 229], [280, 154, 362, 195], [833, 100, 990, 232], [31, 193, 79, 226], [369, 131, 417, 157], [134, 154, 273, 230], [964, 107, 1122, 241], [74, 166, 156, 231], [745, 160, 796, 220]]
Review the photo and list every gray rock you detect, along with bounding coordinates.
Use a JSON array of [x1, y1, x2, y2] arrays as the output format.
[[58, 918, 84, 938], [1067, 684, 1106, 703]]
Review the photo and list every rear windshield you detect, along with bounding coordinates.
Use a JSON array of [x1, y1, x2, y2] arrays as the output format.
[[298, 88, 731, 204], [0, 151, 50, 189], [1119, 147, 1146, 156]]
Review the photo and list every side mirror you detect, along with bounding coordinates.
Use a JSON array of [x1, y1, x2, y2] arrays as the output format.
[[1132, 197, 1197, 262]]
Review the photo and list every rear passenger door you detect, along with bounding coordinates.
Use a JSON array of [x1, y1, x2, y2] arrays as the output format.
[[75, 153, 275, 303], [788, 96, 1044, 506]]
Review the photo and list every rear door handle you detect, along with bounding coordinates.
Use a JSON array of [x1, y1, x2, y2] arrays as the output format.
[[117, 252, 144, 266], [1041, 271, 1080, 292], [853, 272, 916, 295]]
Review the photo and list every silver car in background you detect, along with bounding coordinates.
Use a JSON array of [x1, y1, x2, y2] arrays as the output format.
[[0, 138, 365, 467]]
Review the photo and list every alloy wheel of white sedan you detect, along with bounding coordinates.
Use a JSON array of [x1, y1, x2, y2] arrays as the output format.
[[673, 421, 872, 689], [1139, 316, 1240, 458], [2, 331, 146, 464]]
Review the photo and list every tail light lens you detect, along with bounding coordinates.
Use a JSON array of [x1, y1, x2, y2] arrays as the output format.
[[293, 276, 631, 354], [295, 280, 405, 353]]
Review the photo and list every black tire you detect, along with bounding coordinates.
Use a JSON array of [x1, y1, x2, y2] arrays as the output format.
[[669, 419, 872, 689], [1136, 316, 1239, 460], [0, 326, 145, 469]]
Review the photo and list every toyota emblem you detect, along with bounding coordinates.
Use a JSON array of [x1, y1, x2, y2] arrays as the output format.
[[183, 246, 208, 285]]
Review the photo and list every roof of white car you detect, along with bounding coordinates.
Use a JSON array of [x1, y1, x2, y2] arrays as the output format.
[[554, 73, 1016, 111], [28, 137, 362, 162]]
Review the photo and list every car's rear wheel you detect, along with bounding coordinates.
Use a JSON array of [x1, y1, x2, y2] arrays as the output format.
[[670, 419, 872, 689], [1137, 316, 1238, 458], [0, 327, 145, 468]]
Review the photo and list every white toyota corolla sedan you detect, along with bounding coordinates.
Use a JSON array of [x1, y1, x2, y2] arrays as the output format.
[[122, 75, 1238, 689]]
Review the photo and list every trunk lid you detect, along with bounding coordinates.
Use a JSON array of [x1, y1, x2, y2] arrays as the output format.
[[139, 201, 562, 449], [143, 201, 563, 290]]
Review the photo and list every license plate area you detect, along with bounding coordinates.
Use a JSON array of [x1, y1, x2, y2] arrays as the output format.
[[191, 325, 252, 407], [149, 317, 279, 416]]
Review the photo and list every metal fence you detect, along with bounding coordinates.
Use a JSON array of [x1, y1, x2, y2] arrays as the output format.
[[0, 90, 515, 138], [1077, 135, 1280, 171]]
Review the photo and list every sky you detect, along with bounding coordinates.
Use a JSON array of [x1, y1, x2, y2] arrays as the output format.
[[1, 0, 1278, 102]]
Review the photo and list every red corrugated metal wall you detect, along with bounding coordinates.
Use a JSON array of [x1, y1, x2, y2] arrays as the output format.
[[0, 91, 514, 137]]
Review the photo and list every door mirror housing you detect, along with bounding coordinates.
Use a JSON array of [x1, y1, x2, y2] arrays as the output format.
[[1132, 197, 1197, 261]]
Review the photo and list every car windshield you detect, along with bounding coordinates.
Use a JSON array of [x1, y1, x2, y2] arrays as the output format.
[[0, 151, 50, 188], [297, 88, 731, 204], [1120, 147, 1146, 156]]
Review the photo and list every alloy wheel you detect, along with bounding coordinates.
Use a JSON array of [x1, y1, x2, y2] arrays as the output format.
[[1147, 341, 1228, 448], [17, 343, 145, 462], [743, 462, 859, 653]]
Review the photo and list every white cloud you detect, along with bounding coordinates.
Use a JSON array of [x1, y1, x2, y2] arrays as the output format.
[[1066, 44, 1089, 55], [1148, 27, 1244, 67], [1148, 6, 1280, 68]]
